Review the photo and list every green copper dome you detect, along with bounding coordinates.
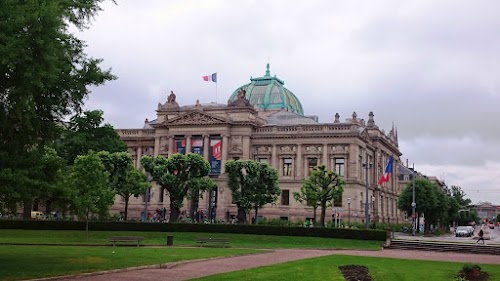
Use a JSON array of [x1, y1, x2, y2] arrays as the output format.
[[228, 64, 304, 115]]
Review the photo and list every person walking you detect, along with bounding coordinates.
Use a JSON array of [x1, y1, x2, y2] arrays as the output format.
[[476, 228, 485, 244]]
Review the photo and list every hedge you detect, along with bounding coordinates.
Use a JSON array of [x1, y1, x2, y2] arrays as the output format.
[[0, 220, 386, 241]]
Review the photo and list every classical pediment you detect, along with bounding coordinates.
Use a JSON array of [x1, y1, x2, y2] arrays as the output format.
[[163, 111, 228, 126]]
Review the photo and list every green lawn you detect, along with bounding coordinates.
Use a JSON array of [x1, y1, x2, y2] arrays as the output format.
[[192, 254, 500, 281], [0, 245, 262, 281], [0, 229, 383, 250]]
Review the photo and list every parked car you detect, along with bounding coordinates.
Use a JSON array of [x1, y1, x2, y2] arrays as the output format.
[[455, 226, 471, 237], [489, 223, 495, 229], [466, 226, 475, 235]]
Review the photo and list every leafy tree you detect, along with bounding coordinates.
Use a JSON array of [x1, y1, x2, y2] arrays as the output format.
[[98, 151, 149, 220], [293, 184, 321, 224], [450, 185, 472, 208], [187, 177, 217, 221], [141, 154, 212, 222], [60, 110, 127, 164], [0, 0, 115, 213], [225, 160, 280, 224], [69, 152, 114, 238], [398, 178, 439, 232], [297, 165, 344, 227]]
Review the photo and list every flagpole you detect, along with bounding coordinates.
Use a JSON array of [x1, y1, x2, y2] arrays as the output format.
[[215, 71, 218, 104]]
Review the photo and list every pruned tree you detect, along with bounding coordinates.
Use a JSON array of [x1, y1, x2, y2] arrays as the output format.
[[299, 165, 345, 227], [98, 151, 149, 220], [293, 184, 321, 224], [398, 178, 439, 232], [225, 160, 280, 224], [141, 153, 212, 222], [69, 152, 114, 239]]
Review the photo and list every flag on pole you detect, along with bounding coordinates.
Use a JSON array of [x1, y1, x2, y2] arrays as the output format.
[[203, 73, 217, 82], [378, 155, 393, 185]]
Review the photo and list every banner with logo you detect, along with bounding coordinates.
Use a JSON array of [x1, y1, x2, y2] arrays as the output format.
[[209, 137, 222, 175], [174, 138, 186, 155], [191, 138, 204, 155]]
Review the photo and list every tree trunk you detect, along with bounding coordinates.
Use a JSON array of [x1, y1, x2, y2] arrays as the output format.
[[45, 200, 52, 215], [319, 201, 327, 227], [254, 208, 259, 224], [313, 207, 317, 224], [169, 205, 180, 222], [124, 197, 129, 221], [237, 208, 247, 224], [85, 208, 89, 241], [23, 200, 32, 220]]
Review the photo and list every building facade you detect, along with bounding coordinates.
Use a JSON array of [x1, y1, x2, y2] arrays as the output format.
[[115, 65, 404, 224]]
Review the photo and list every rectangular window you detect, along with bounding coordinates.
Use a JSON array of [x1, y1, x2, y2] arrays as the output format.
[[257, 157, 268, 164], [334, 194, 342, 207], [143, 189, 151, 203], [280, 216, 289, 221], [233, 157, 240, 161], [281, 190, 290, 206], [283, 158, 292, 176], [335, 158, 345, 176], [159, 187, 164, 203], [308, 157, 318, 175]]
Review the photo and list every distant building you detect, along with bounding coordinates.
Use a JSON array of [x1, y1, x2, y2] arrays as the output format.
[[471, 202, 500, 222], [115, 65, 404, 224]]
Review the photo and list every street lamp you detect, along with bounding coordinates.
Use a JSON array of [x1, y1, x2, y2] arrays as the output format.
[[363, 158, 372, 229], [347, 198, 352, 225], [143, 174, 151, 222], [411, 163, 416, 236]]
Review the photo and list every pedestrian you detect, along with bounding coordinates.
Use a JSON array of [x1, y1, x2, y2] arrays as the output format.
[[476, 229, 485, 244]]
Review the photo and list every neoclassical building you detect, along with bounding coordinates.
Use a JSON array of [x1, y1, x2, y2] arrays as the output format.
[[115, 65, 404, 224]]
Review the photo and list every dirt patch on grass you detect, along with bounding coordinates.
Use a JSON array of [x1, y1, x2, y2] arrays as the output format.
[[338, 265, 374, 281]]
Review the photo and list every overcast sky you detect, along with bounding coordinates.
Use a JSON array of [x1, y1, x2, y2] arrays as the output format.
[[79, 0, 500, 205]]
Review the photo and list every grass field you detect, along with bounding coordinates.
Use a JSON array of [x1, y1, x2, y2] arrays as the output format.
[[0, 229, 383, 249], [192, 254, 500, 281], [0, 245, 262, 281]]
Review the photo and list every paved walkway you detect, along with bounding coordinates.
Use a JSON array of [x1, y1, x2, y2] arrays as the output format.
[[41, 248, 500, 281]]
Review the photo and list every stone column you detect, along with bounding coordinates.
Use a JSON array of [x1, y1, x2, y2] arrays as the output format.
[[271, 144, 278, 170], [242, 136, 250, 159], [296, 144, 302, 179], [186, 135, 192, 154], [136, 147, 142, 169], [203, 134, 210, 160], [154, 137, 160, 156], [221, 134, 229, 174], [168, 136, 174, 156], [322, 144, 328, 168]]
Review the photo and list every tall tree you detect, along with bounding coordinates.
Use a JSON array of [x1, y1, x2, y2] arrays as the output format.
[[98, 151, 149, 220], [69, 152, 114, 239], [293, 184, 321, 224], [298, 165, 345, 227], [398, 178, 439, 232], [60, 110, 127, 164], [225, 160, 281, 224], [0, 0, 115, 212], [141, 154, 212, 222]]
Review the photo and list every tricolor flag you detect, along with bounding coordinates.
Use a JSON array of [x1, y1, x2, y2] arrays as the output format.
[[378, 155, 393, 185], [203, 73, 217, 82]]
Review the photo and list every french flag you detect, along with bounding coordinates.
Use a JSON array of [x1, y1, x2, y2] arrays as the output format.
[[378, 155, 393, 185], [202, 73, 217, 82]]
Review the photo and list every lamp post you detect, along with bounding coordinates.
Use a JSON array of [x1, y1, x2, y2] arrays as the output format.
[[143, 175, 151, 222], [363, 158, 372, 229], [411, 163, 416, 236], [347, 198, 351, 225]]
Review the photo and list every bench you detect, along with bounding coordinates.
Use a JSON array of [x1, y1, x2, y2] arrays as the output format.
[[196, 237, 230, 248], [109, 236, 144, 247]]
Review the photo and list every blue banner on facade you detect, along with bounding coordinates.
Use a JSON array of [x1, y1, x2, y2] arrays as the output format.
[[209, 138, 222, 175], [191, 138, 203, 155], [174, 138, 186, 155]]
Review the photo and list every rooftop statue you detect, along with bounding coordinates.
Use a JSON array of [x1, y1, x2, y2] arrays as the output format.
[[228, 88, 251, 107], [159, 90, 180, 109]]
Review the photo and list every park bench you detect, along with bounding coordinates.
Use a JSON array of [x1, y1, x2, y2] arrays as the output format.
[[109, 236, 144, 247], [196, 237, 230, 248]]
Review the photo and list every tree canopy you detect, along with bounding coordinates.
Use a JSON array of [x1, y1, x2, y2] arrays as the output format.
[[297, 165, 344, 227], [141, 153, 212, 222], [0, 0, 115, 214], [225, 160, 280, 224]]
